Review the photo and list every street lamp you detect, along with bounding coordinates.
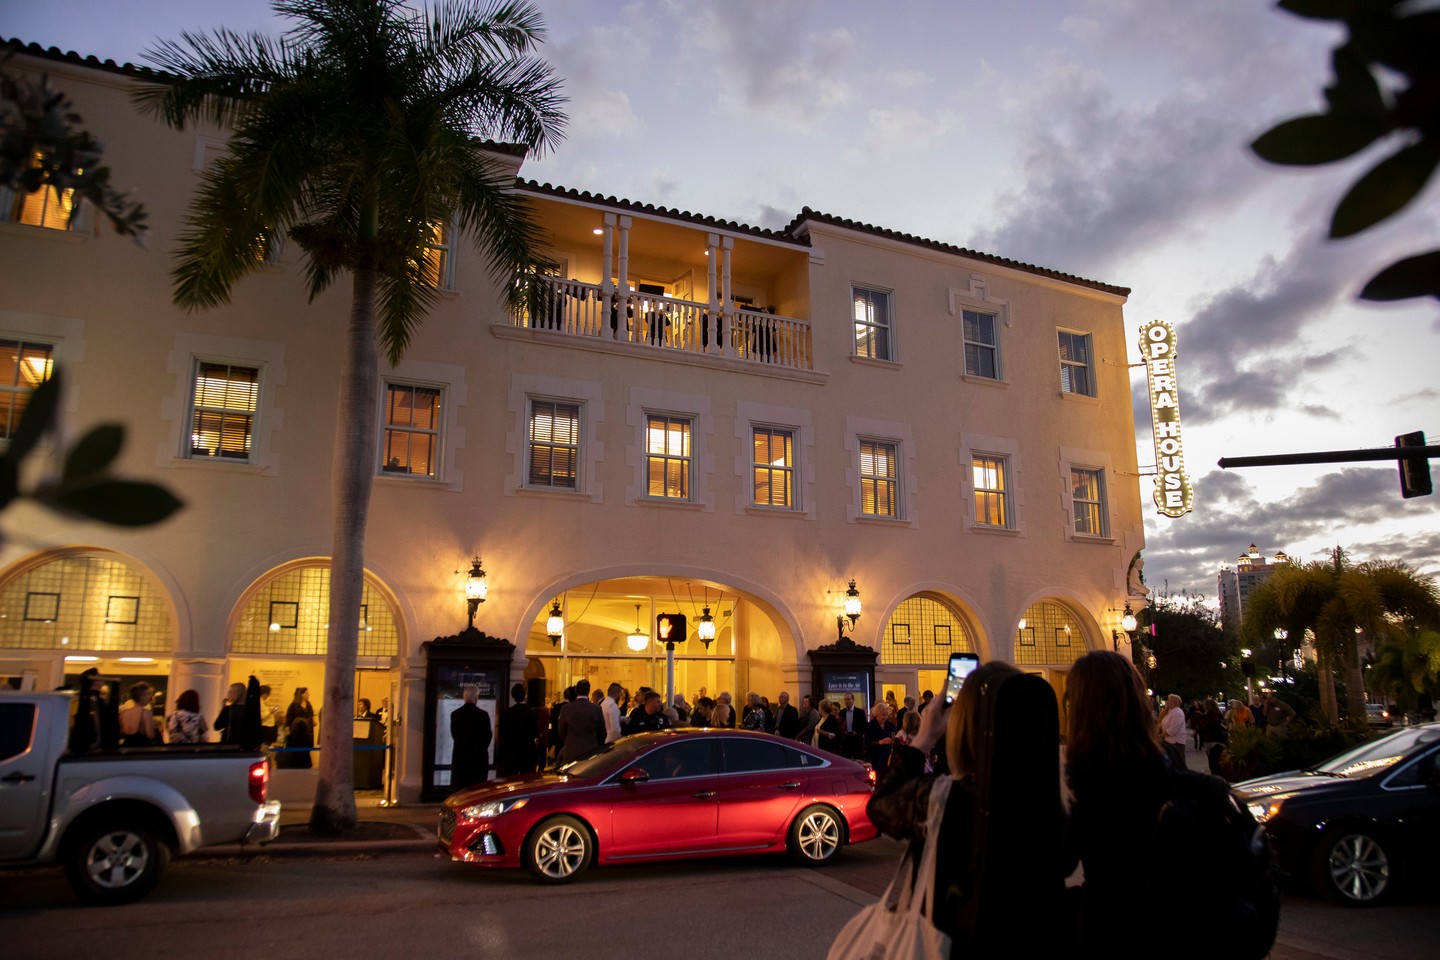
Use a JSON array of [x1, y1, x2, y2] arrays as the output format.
[[835, 579, 862, 642], [1112, 601, 1138, 652], [697, 605, 717, 647], [465, 556, 487, 628]]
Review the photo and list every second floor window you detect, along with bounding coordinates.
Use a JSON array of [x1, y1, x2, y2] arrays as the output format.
[[528, 400, 580, 489], [752, 426, 794, 508], [1071, 467, 1107, 537], [859, 439, 898, 517], [421, 218, 453, 289], [972, 454, 1010, 528], [852, 287, 891, 360], [3, 153, 77, 231], [1058, 331, 1095, 397], [0, 340, 54, 442], [646, 414, 691, 499], [381, 383, 442, 477], [962, 310, 999, 379], [189, 361, 259, 460]]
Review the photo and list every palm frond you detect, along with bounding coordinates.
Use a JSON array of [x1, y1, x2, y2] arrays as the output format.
[[134, 30, 295, 130]]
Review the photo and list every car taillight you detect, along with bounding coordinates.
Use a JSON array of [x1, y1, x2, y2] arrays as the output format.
[[249, 760, 269, 803], [863, 764, 876, 787]]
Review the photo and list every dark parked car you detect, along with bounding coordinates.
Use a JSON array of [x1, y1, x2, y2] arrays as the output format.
[[438, 729, 877, 883], [1233, 723, 1440, 905], [1365, 703, 1393, 728]]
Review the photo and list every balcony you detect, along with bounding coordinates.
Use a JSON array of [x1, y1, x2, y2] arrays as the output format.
[[507, 275, 814, 372]]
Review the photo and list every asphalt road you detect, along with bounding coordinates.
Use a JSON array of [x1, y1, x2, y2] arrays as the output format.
[[3, 839, 1434, 960]]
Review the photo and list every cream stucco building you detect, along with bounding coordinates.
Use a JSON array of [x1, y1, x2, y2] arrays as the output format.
[[0, 43, 1145, 800]]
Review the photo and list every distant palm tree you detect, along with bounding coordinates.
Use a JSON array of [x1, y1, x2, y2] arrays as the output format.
[[137, 0, 564, 832], [1243, 551, 1440, 724]]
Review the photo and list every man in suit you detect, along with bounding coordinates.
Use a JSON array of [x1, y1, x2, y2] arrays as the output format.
[[774, 690, 801, 739], [838, 692, 867, 759], [449, 685, 492, 790], [496, 682, 538, 777], [557, 678, 605, 763]]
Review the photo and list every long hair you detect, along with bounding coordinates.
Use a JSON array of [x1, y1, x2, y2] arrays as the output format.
[[1065, 650, 1160, 783], [175, 689, 200, 713], [947, 660, 1022, 778]]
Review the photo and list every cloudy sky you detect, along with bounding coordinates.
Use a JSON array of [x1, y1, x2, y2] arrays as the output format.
[[9, 0, 1439, 605]]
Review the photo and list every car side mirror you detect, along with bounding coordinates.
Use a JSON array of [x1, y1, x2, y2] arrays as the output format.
[[619, 768, 649, 785]]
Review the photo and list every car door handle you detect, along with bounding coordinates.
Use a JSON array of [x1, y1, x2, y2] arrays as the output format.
[[1, 771, 36, 784], [778, 780, 801, 790], [692, 790, 716, 799]]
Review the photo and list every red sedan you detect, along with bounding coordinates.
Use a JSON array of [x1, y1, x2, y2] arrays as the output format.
[[438, 729, 878, 882]]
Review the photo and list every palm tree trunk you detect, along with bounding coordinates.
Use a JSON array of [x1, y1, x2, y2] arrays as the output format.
[[1317, 652, 1338, 724], [310, 259, 380, 834], [1341, 633, 1367, 724]]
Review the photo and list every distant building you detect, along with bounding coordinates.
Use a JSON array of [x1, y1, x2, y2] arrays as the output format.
[[1218, 543, 1291, 635]]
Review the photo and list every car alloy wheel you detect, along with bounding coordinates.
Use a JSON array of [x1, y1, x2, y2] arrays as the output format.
[[1320, 831, 1393, 905], [789, 805, 842, 865], [64, 823, 168, 905], [525, 816, 592, 883]]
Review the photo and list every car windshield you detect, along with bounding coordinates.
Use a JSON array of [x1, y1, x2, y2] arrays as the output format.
[[555, 737, 655, 779], [1313, 725, 1440, 778]]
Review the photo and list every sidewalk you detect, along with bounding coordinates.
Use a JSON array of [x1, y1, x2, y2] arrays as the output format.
[[207, 791, 439, 857]]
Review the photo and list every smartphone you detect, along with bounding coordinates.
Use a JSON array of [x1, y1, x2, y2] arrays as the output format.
[[943, 653, 980, 705]]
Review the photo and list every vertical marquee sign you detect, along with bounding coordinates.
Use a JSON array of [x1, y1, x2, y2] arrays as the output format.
[[1141, 320, 1193, 517]]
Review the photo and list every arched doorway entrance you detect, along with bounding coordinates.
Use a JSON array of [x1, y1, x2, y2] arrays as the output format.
[[1014, 598, 1090, 727], [520, 576, 792, 715]]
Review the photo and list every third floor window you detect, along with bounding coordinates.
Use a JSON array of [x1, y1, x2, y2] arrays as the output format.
[[852, 287, 892, 360]]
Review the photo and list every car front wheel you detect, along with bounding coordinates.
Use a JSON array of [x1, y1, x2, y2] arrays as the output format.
[[524, 815, 593, 883], [1313, 830, 1396, 905], [64, 822, 169, 905], [788, 804, 843, 866]]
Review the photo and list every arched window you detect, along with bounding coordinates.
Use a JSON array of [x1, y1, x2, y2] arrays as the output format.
[[0, 550, 170, 652], [881, 595, 975, 664], [1013, 600, 1085, 665], [232, 562, 400, 657]]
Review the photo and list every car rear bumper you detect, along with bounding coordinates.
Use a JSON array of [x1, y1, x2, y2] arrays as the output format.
[[246, 801, 282, 845]]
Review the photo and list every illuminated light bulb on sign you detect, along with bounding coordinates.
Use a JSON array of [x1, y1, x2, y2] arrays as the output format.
[[1140, 319, 1193, 518]]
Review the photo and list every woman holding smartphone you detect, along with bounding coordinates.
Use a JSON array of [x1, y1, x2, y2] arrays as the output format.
[[866, 660, 1066, 954]]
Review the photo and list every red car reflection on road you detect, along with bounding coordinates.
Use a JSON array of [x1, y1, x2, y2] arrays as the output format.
[[438, 729, 878, 883]]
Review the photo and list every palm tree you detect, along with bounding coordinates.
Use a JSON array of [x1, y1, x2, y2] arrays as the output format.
[[1242, 550, 1440, 724], [136, 0, 564, 832]]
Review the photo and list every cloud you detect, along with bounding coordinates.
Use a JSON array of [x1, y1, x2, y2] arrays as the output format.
[[1140, 467, 1440, 600]]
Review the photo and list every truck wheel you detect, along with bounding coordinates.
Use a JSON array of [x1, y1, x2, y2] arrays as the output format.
[[65, 822, 169, 905]]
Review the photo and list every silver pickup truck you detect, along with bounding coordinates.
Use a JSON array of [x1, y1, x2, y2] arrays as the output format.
[[0, 691, 281, 904]]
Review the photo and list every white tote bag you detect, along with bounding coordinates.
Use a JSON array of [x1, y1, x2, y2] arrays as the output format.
[[826, 777, 952, 960]]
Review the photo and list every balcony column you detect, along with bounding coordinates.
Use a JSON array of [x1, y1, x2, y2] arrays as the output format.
[[720, 236, 734, 358], [706, 233, 720, 355], [617, 215, 633, 343], [601, 214, 617, 340]]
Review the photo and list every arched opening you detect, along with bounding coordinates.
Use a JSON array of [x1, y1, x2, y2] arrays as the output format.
[[876, 592, 980, 709], [0, 548, 174, 699], [521, 575, 793, 713], [1014, 598, 1090, 728]]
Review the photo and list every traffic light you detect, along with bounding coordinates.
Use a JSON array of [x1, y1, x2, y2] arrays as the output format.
[[656, 613, 687, 646], [1396, 431, 1432, 499]]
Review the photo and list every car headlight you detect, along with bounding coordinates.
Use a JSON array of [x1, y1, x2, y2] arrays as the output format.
[[1247, 799, 1283, 824], [459, 797, 528, 820]]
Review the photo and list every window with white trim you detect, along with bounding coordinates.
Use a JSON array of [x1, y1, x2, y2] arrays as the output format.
[[859, 439, 899, 518], [752, 426, 795, 508], [962, 310, 999, 379], [1058, 331, 1095, 397], [1, 153, 78, 231], [421, 218, 453, 289], [188, 361, 259, 460], [0, 340, 54, 442], [380, 382, 442, 477], [645, 414, 691, 499], [528, 399, 580, 489], [852, 287, 891, 360], [972, 454, 1010, 527], [1071, 467, 1107, 537]]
